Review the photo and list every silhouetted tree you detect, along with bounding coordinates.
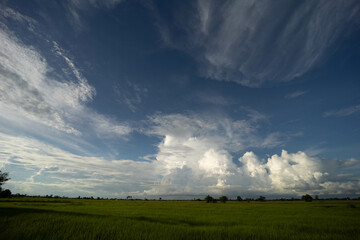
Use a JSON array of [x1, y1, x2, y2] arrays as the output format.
[[0, 170, 11, 198], [257, 196, 266, 201], [0, 170, 9, 192], [315, 195, 319, 200], [219, 196, 228, 203], [236, 196, 243, 201], [0, 189, 11, 198], [205, 195, 215, 203], [302, 194, 313, 202]]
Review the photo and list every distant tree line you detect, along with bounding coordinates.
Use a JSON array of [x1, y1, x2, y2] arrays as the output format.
[[202, 194, 358, 203], [1, 170, 359, 201], [204, 195, 266, 203]]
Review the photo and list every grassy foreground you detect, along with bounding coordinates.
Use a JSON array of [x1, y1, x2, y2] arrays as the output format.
[[0, 198, 359, 240]]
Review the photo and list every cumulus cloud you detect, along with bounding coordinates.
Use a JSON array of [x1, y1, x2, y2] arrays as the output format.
[[153, 0, 360, 87], [323, 104, 360, 117], [1, 119, 358, 197], [144, 111, 275, 166], [0, 110, 291, 198], [147, 144, 360, 197], [138, 113, 359, 197]]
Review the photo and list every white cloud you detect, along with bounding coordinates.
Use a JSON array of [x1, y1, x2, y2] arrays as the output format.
[[285, 90, 308, 99], [323, 104, 360, 117], [139, 113, 359, 197], [341, 158, 360, 168], [52, 41, 94, 102], [1, 126, 358, 197], [0, 27, 131, 139], [145, 112, 274, 161], [0, 133, 154, 197], [1, 4, 359, 199], [153, 0, 360, 87], [266, 150, 327, 192], [147, 140, 360, 196], [0, 6, 37, 32], [0, 30, 80, 134]]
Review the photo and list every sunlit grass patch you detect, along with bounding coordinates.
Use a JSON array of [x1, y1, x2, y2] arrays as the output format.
[[0, 199, 359, 239]]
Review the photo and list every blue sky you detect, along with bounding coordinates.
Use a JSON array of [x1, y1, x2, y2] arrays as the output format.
[[0, 0, 359, 198]]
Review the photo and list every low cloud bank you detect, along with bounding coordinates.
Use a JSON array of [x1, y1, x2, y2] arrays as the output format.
[[2, 128, 358, 198]]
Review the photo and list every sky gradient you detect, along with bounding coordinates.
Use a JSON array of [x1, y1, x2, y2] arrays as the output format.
[[0, 0, 360, 199]]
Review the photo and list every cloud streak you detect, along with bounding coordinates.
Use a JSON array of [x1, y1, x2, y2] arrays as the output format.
[[115, 81, 148, 112], [285, 90, 308, 99], [65, 0, 125, 30], [0, 18, 131, 140], [323, 104, 360, 117], [0, 6, 37, 32], [153, 0, 360, 87], [0, 133, 154, 197]]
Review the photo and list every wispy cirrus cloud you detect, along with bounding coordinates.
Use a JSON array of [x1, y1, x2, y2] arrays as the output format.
[[114, 81, 148, 112], [0, 133, 154, 197], [68, 0, 125, 9], [285, 90, 308, 99], [196, 91, 230, 106], [0, 6, 37, 31], [65, 0, 125, 30], [0, 10, 131, 139], [152, 0, 360, 87], [323, 104, 360, 117]]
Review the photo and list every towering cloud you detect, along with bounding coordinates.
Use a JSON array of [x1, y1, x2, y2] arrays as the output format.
[[143, 113, 359, 197]]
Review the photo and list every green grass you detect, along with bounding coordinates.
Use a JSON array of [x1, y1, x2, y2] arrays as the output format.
[[0, 198, 359, 239]]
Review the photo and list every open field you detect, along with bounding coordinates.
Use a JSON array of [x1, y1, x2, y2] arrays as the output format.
[[0, 198, 359, 240]]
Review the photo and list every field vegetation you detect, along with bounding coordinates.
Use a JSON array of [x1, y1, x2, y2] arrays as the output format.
[[0, 198, 359, 239]]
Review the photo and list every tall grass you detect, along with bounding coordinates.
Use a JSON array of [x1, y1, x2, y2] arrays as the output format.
[[0, 199, 359, 239]]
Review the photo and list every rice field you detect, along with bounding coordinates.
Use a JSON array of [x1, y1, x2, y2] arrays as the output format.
[[0, 198, 359, 240]]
